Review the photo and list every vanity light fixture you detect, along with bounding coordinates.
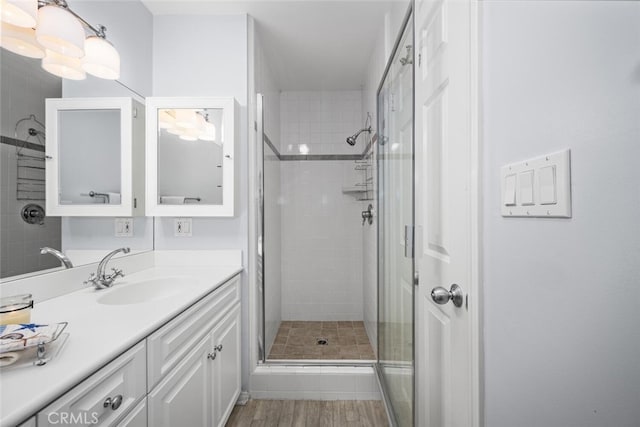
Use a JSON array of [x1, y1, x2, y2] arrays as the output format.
[[0, 0, 121, 80], [160, 109, 219, 143]]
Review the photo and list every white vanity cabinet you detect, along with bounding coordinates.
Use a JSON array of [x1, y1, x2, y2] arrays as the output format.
[[31, 274, 241, 427], [147, 278, 241, 427], [145, 97, 238, 217], [45, 97, 145, 217]]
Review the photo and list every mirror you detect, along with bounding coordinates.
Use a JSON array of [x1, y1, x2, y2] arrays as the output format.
[[0, 50, 153, 282], [59, 109, 122, 205], [146, 98, 237, 217], [157, 108, 223, 205]]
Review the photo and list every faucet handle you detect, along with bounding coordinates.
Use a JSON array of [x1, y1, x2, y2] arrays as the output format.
[[84, 272, 97, 286], [111, 268, 124, 278]]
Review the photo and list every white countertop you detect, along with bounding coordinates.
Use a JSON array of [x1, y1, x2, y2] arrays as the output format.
[[0, 264, 243, 427]]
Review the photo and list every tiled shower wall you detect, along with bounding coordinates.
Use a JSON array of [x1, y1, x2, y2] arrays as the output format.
[[0, 51, 62, 278], [279, 91, 367, 155], [279, 90, 366, 321]]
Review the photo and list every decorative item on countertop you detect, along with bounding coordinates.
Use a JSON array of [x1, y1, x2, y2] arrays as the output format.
[[0, 294, 33, 325], [0, 322, 68, 367]]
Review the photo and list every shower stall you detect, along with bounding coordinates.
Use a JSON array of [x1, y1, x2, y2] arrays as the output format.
[[257, 90, 377, 363], [254, 4, 415, 425]]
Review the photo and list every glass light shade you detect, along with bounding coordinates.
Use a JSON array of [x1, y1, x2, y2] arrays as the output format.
[[36, 6, 85, 58], [199, 122, 217, 142], [174, 109, 197, 129], [82, 36, 120, 80], [179, 128, 200, 141], [158, 110, 175, 129], [42, 49, 86, 80], [166, 126, 184, 136], [1, 0, 37, 28], [0, 22, 44, 58]]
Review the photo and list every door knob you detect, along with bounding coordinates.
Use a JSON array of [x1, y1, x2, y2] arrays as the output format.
[[431, 284, 464, 308]]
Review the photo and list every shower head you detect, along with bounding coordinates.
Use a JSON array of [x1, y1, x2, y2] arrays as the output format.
[[346, 126, 372, 146]]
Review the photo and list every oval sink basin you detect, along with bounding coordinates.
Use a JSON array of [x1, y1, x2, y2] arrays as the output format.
[[97, 277, 198, 305]]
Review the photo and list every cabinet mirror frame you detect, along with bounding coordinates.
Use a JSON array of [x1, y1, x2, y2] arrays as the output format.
[[45, 97, 141, 217], [145, 97, 237, 217]]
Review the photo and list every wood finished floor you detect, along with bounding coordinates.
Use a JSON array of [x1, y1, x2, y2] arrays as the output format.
[[225, 400, 389, 427]]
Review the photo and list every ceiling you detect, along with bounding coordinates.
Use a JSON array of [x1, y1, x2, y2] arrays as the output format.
[[140, 1, 401, 91]]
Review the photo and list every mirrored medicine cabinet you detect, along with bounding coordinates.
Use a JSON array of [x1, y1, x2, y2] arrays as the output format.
[[45, 97, 145, 217], [145, 97, 238, 217]]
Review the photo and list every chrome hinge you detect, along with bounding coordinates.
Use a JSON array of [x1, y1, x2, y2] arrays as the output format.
[[418, 53, 422, 67], [404, 225, 414, 259], [254, 121, 258, 131]]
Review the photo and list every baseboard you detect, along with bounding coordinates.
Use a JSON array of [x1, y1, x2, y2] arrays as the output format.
[[237, 391, 251, 405]]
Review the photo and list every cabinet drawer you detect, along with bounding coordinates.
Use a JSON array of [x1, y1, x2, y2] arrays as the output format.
[[38, 341, 146, 427], [147, 274, 240, 389]]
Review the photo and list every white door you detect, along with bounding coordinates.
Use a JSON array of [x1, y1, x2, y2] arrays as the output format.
[[414, 0, 478, 426], [147, 334, 214, 427], [212, 305, 242, 427]]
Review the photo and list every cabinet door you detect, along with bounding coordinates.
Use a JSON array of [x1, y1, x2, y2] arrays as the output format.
[[148, 333, 214, 427], [45, 97, 144, 217], [38, 342, 146, 427], [212, 304, 241, 427], [115, 398, 146, 427]]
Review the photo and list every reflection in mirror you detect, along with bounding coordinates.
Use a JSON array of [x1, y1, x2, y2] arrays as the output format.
[[1, 48, 153, 283], [157, 108, 224, 205], [58, 109, 122, 205], [1, 50, 62, 279]]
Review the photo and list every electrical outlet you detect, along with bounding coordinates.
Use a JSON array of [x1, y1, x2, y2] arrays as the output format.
[[174, 218, 192, 237], [115, 218, 134, 237]]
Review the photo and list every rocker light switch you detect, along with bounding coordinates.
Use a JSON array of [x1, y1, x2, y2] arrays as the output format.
[[539, 165, 557, 205], [519, 170, 534, 206], [503, 174, 517, 206]]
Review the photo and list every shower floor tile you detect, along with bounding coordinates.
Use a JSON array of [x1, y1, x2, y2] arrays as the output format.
[[267, 321, 375, 360]]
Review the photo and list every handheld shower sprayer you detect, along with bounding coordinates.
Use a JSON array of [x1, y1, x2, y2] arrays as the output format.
[[346, 127, 372, 146]]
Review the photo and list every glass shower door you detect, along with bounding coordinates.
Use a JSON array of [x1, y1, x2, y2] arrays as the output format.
[[377, 8, 414, 427]]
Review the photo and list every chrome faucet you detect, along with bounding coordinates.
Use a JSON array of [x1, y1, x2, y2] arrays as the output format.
[[40, 247, 73, 269], [84, 247, 131, 289]]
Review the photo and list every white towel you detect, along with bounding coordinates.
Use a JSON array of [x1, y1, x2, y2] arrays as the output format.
[[160, 196, 185, 205], [107, 192, 121, 205]]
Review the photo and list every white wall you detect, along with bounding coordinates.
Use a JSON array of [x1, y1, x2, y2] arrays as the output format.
[[63, 0, 153, 99], [280, 91, 365, 155], [280, 159, 364, 321], [0, 50, 62, 278], [152, 14, 250, 387], [482, 2, 640, 426]]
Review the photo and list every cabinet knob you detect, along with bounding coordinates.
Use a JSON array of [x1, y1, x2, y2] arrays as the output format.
[[103, 397, 112, 408], [207, 352, 217, 360], [214, 344, 223, 352], [111, 394, 123, 410]]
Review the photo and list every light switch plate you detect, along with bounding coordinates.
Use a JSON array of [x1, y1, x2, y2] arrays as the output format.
[[174, 218, 192, 237], [115, 218, 133, 237], [500, 149, 571, 218]]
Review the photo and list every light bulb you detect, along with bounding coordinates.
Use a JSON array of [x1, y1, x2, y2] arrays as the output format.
[[199, 122, 217, 142], [179, 128, 200, 141], [36, 5, 85, 58], [158, 110, 175, 129], [82, 36, 120, 80], [41, 49, 86, 80], [0, 22, 44, 58], [174, 109, 197, 129], [1, 0, 37, 28]]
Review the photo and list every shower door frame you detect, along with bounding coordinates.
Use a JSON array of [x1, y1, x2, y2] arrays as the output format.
[[375, 4, 415, 426]]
